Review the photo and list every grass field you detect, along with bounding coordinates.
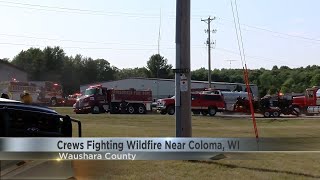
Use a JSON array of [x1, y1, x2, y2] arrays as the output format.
[[54, 107, 320, 180]]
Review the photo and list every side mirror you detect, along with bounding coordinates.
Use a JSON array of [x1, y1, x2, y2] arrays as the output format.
[[61, 116, 72, 137]]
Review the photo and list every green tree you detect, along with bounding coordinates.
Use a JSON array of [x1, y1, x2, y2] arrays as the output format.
[[191, 68, 207, 81], [310, 74, 320, 87], [146, 54, 172, 78], [12, 48, 44, 80], [116, 67, 149, 79]]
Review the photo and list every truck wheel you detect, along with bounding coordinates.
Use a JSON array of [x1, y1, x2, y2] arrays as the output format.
[[202, 111, 208, 116], [127, 105, 135, 114], [272, 111, 280, 117], [110, 105, 120, 114], [263, 111, 271, 118], [208, 107, 217, 116], [160, 110, 167, 115], [167, 106, 175, 115], [50, 98, 57, 106], [192, 110, 200, 115], [92, 106, 100, 114], [306, 113, 314, 116], [137, 105, 146, 114], [292, 106, 301, 117]]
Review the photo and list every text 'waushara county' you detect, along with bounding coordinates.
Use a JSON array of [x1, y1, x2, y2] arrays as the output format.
[[58, 153, 136, 160]]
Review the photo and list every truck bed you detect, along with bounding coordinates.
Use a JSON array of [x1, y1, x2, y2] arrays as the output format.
[[110, 89, 152, 102]]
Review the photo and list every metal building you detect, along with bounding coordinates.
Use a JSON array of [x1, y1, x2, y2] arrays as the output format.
[[80, 77, 259, 100], [0, 61, 28, 82]]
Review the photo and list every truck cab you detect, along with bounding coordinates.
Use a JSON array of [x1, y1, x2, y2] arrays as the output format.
[[157, 92, 225, 116], [292, 86, 320, 114], [73, 85, 108, 114]]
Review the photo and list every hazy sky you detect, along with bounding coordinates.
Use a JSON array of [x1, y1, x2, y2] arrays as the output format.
[[0, 0, 319, 70]]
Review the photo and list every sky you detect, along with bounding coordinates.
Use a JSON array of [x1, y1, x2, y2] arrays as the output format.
[[0, 0, 320, 70]]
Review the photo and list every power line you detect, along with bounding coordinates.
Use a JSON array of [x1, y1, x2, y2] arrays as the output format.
[[0, 1, 205, 20], [2, 0, 320, 45], [0, 1, 161, 18], [214, 47, 301, 66], [218, 17, 320, 44], [230, 0, 244, 68], [0, 30, 305, 67], [0, 41, 303, 66], [234, 0, 247, 65], [230, 0, 259, 142], [0, 33, 159, 47], [2, 0, 320, 44], [0, 42, 159, 51], [0, 1, 153, 16]]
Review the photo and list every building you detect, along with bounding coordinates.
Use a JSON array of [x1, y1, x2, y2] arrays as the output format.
[[80, 77, 259, 100], [0, 61, 28, 82]]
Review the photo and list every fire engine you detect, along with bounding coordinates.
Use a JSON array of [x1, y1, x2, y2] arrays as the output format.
[[157, 91, 225, 116], [292, 86, 320, 115], [0, 81, 38, 102], [29, 81, 64, 106], [73, 85, 153, 114], [0, 81, 64, 106]]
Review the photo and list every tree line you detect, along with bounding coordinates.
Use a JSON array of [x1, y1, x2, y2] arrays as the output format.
[[2, 46, 320, 97]]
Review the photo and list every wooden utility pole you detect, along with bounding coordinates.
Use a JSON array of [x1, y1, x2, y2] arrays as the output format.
[[175, 0, 191, 137], [201, 16, 216, 88]]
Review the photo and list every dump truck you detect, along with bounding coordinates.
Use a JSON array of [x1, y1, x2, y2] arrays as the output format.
[[73, 84, 153, 114]]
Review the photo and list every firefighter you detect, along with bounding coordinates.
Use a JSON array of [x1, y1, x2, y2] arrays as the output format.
[[1, 89, 10, 99], [20, 91, 33, 104], [1, 93, 9, 99]]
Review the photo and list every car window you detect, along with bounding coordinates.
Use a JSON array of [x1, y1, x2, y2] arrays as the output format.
[[203, 95, 222, 101], [316, 89, 320, 97], [191, 94, 198, 100]]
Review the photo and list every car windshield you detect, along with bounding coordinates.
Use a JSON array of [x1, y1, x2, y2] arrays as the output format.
[[85, 88, 97, 95]]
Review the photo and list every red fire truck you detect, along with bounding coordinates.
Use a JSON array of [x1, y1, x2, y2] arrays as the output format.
[[0, 81, 64, 106], [30, 81, 64, 106], [156, 91, 225, 116], [73, 85, 153, 114], [292, 86, 320, 115]]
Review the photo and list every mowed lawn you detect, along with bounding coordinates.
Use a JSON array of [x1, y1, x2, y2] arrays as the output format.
[[54, 107, 320, 180]]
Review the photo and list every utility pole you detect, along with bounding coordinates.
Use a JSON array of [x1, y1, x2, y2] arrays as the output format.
[[175, 0, 191, 137], [201, 16, 216, 88], [156, 9, 161, 100]]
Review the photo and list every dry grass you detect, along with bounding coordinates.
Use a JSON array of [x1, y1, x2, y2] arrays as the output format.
[[53, 107, 320, 180]]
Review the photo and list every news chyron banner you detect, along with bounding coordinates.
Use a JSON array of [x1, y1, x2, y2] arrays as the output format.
[[0, 138, 319, 160]]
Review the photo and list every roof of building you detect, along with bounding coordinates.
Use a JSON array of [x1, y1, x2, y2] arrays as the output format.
[[81, 77, 256, 87], [0, 60, 26, 73]]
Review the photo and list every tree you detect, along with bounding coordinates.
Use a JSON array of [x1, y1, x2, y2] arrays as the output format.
[[12, 48, 44, 80], [146, 54, 172, 78], [0, 58, 9, 62], [116, 67, 149, 79], [191, 68, 207, 81], [310, 74, 320, 87], [96, 59, 117, 81]]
